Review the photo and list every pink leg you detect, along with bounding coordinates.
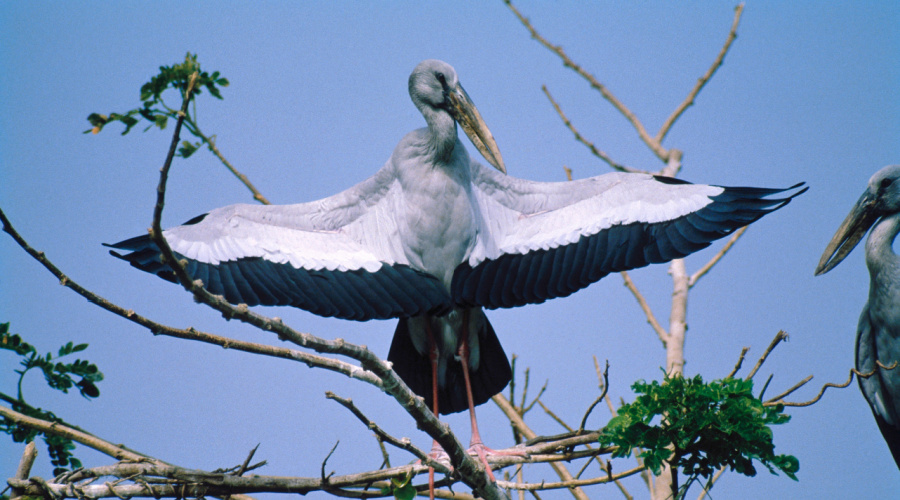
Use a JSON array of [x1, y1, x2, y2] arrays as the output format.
[[458, 310, 527, 481], [426, 320, 439, 500], [457, 309, 497, 481]]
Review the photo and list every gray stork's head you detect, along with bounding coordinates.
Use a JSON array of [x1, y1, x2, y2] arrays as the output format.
[[408, 59, 506, 173], [816, 164, 900, 275]]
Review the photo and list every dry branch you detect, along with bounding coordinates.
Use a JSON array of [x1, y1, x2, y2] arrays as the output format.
[[620, 271, 668, 345], [656, 3, 745, 144], [541, 85, 640, 174], [503, 0, 667, 162]]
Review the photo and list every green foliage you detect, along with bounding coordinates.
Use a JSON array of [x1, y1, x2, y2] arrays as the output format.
[[599, 371, 798, 497], [1, 322, 103, 476], [381, 470, 416, 500], [84, 52, 228, 160]]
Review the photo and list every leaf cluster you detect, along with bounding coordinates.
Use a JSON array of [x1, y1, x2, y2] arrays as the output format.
[[599, 371, 798, 497], [382, 469, 416, 500], [84, 52, 228, 159], [1, 322, 104, 475]]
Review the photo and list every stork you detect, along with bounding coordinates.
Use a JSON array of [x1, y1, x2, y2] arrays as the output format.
[[816, 164, 900, 469], [108, 59, 806, 481]]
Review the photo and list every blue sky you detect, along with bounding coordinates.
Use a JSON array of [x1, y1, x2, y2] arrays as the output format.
[[2, 2, 899, 498]]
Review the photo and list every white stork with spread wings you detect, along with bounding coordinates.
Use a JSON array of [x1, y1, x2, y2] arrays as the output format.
[[108, 59, 805, 478]]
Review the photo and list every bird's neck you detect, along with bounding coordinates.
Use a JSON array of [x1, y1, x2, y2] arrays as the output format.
[[866, 212, 900, 285], [422, 107, 458, 164]]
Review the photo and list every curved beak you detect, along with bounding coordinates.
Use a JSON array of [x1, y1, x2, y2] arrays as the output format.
[[815, 191, 880, 275], [447, 82, 506, 174]]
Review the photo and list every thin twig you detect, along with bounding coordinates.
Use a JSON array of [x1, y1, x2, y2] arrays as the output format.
[[192, 125, 271, 205], [578, 360, 609, 432], [763, 375, 812, 404], [770, 361, 900, 408], [593, 356, 618, 418], [656, 3, 745, 144], [321, 441, 339, 482], [504, 0, 668, 162], [696, 466, 727, 500], [689, 226, 748, 287], [495, 465, 644, 492], [0, 404, 148, 463], [541, 86, 640, 174], [726, 347, 750, 378], [522, 380, 548, 414], [745, 330, 788, 380], [537, 401, 575, 433], [620, 271, 668, 345], [324, 392, 436, 468], [492, 394, 591, 500]]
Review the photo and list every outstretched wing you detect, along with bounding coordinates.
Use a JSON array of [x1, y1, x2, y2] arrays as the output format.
[[107, 165, 451, 321], [452, 165, 806, 309]]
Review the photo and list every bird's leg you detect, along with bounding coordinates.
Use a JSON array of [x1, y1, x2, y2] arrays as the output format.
[[426, 319, 443, 500], [457, 308, 497, 481], [458, 309, 527, 481]]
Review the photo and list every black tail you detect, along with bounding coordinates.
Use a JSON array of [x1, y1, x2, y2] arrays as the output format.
[[388, 315, 511, 415], [873, 413, 900, 470]]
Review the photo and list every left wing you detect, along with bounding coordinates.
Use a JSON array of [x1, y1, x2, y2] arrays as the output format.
[[452, 164, 806, 309], [106, 164, 452, 321]]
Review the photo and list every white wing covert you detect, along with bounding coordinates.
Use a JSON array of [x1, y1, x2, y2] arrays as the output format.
[[452, 164, 806, 309]]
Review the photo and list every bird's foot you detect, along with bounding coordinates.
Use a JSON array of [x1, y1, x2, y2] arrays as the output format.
[[418, 443, 452, 500], [419, 445, 452, 470], [467, 440, 529, 481]]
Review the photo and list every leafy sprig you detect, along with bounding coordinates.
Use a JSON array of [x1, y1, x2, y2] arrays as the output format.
[[1, 322, 104, 476], [599, 371, 798, 498], [85, 52, 229, 159]]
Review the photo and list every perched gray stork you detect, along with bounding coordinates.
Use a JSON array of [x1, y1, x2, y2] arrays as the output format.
[[816, 164, 900, 469], [108, 59, 805, 477]]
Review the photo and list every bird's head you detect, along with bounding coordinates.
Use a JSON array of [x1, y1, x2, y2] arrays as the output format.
[[816, 165, 900, 275], [409, 60, 506, 173]]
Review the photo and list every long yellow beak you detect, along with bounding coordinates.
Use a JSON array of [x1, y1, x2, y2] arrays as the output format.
[[447, 82, 506, 174]]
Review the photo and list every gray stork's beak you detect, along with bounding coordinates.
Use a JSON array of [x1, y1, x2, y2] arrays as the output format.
[[815, 191, 879, 275], [447, 83, 506, 174]]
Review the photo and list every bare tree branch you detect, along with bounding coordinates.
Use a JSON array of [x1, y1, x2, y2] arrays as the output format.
[[725, 349, 750, 382], [656, 3, 745, 144], [191, 125, 272, 205], [745, 330, 788, 380], [0, 403, 150, 464], [620, 271, 668, 345], [503, 0, 668, 162], [325, 392, 437, 469], [769, 360, 900, 408], [763, 375, 813, 404], [492, 394, 591, 500], [578, 360, 610, 432], [541, 86, 641, 174], [495, 465, 644, 492], [689, 226, 749, 287]]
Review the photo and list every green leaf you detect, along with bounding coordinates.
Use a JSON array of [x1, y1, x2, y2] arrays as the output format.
[[178, 140, 200, 158], [392, 483, 415, 500], [599, 371, 797, 496]]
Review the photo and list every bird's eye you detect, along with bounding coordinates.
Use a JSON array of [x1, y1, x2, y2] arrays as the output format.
[[881, 178, 894, 190], [435, 72, 447, 86]]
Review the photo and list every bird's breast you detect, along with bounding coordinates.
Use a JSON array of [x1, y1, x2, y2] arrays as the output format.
[[395, 159, 478, 288]]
